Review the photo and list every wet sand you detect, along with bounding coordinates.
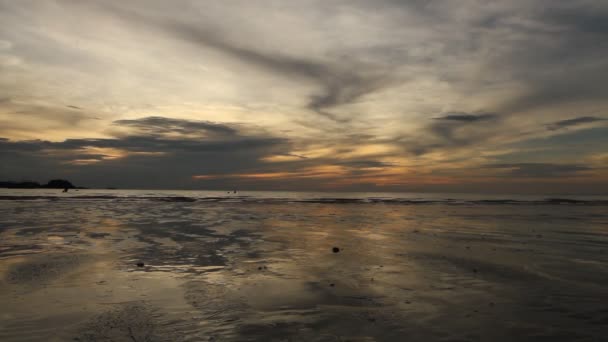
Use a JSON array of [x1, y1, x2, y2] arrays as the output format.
[[1, 199, 608, 341]]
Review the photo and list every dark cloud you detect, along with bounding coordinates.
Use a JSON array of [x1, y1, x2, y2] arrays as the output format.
[[306, 71, 391, 121], [0, 125, 397, 189], [113, 116, 239, 137], [278, 153, 308, 160], [541, 4, 608, 35], [0, 117, 290, 188], [430, 112, 499, 136], [335, 160, 394, 168], [546, 116, 606, 130], [0, 135, 283, 157], [484, 163, 591, 178], [72, 116, 283, 153], [433, 112, 496, 122], [403, 112, 501, 155], [492, 3, 608, 113]]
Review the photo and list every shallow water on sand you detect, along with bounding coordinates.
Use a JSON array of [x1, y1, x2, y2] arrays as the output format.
[[1, 197, 608, 341]]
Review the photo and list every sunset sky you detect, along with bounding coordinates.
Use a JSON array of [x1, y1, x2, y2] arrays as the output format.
[[1, 0, 607, 193]]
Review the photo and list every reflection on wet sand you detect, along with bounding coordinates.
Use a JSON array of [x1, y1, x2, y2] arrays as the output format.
[[1, 201, 608, 341]]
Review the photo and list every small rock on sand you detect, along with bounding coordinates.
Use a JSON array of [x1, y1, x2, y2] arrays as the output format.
[[332, 247, 340, 253]]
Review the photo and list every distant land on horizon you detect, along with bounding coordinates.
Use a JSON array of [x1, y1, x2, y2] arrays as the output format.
[[0, 179, 86, 189]]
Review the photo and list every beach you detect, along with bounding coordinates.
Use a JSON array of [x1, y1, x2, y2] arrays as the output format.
[[1, 190, 607, 341]]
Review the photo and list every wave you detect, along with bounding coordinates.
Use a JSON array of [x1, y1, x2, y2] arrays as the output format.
[[0, 195, 607, 205]]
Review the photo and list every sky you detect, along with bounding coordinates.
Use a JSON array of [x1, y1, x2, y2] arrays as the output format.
[[1, 0, 607, 193]]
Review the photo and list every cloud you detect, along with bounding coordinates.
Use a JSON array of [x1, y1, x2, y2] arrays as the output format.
[[0, 116, 290, 188], [433, 112, 496, 122], [113, 116, 239, 138], [488, 2, 608, 113], [99, 3, 394, 122], [546, 116, 606, 130], [0, 99, 102, 139], [335, 160, 395, 169], [173, 30, 392, 122], [402, 112, 501, 155], [1, 1, 608, 193], [0, 115, 403, 189], [484, 163, 591, 178]]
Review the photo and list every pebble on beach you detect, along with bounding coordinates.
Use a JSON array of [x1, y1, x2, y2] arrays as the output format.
[[332, 247, 340, 253]]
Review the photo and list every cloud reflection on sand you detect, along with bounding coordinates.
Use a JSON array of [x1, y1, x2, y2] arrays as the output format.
[[0, 200, 608, 341]]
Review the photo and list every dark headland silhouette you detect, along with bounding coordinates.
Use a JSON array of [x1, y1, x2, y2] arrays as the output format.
[[0, 179, 86, 189]]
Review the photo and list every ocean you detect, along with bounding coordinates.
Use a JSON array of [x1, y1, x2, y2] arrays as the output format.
[[1, 189, 607, 341]]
